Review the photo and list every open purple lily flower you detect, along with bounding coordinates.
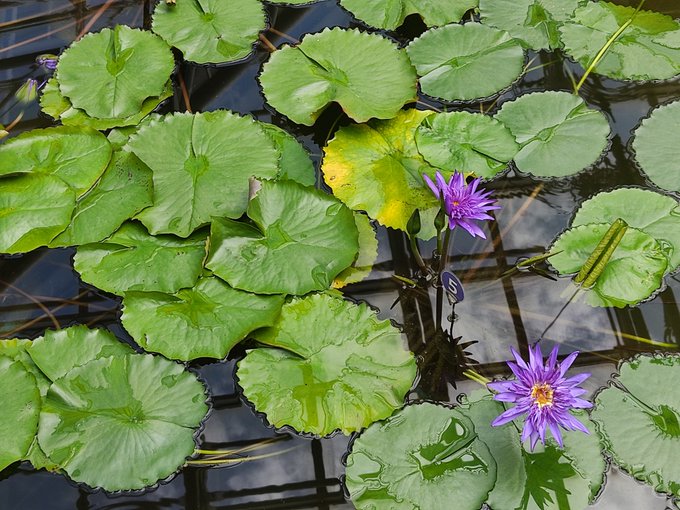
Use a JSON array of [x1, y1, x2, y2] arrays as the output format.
[[423, 171, 500, 239], [489, 344, 592, 450]]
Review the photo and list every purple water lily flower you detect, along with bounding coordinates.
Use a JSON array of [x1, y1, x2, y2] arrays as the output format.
[[489, 344, 592, 450], [423, 171, 500, 239]]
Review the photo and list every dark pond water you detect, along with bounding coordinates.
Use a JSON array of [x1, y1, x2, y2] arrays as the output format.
[[1, 0, 679, 508]]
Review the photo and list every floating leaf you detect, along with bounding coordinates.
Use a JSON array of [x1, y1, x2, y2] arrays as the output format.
[[56, 25, 175, 119], [260, 123, 316, 186], [406, 23, 524, 102], [128, 111, 279, 237], [237, 293, 416, 435], [479, 0, 586, 50], [265, 0, 318, 3], [121, 277, 284, 361], [38, 353, 209, 491], [152, 0, 265, 64], [338, 0, 478, 30], [415, 111, 518, 179], [560, 2, 680, 81], [207, 180, 358, 295], [593, 354, 680, 497], [333, 213, 378, 288], [345, 402, 496, 509], [0, 339, 50, 396], [322, 109, 443, 239], [632, 100, 680, 193], [494, 91, 610, 178], [74, 221, 207, 295], [260, 27, 417, 125]]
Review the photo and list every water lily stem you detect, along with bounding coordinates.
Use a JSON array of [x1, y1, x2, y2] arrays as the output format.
[[409, 235, 428, 274]]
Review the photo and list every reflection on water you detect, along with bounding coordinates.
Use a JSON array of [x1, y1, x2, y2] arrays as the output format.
[[0, 0, 679, 508]]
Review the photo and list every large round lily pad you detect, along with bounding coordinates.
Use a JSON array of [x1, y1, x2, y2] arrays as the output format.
[[56, 25, 175, 119], [127, 111, 279, 237], [152, 0, 265, 64], [206, 180, 359, 295], [338, 0, 478, 30], [494, 91, 610, 178], [121, 277, 285, 361], [237, 293, 417, 436], [632, 100, 680, 193], [406, 23, 524, 102], [260, 27, 417, 125], [345, 402, 496, 509], [38, 353, 209, 491], [593, 354, 680, 497]]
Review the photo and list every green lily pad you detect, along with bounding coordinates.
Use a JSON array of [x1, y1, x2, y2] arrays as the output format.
[[121, 277, 284, 361], [260, 123, 316, 186], [479, 0, 587, 50], [152, 0, 265, 64], [333, 212, 378, 288], [127, 111, 279, 237], [0, 356, 41, 472], [632, 100, 680, 193], [415, 111, 518, 179], [260, 27, 417, 125], [49, 151, 153, 247], [550, 223, 668, 307], [74, 221, 207, 296], [406, 23, 524, 102], [345, 402, 496, 509], [265, 0, 318, 3], [560, 2, 680, 81], [494, 91, 610, 178], [0, 339, 50, 396], [592, 354, 680, 497], [338, 0, 478, 30], [207, 180, 358, 295], [322, 109, 443, 239], [0, 125, 111, 195], [571, 188, 680, 271], [38, 353, 209, 491], [237, 293, 417, 435], [56, 25, 175, 119]]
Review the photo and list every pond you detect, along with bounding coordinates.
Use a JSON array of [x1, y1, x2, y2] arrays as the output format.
[[0, 0, 679, 509]]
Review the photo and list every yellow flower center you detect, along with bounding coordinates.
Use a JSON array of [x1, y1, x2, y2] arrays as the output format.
[[453, 200, 460, 206], [531, 383, 554, 408]]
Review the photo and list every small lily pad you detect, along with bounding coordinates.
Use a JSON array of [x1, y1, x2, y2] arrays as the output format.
[[260, 123, 316, 186], [345, 402, 496, 509], [152, 0, 265, 64], [74, 221, 207, 296], [333, 212, 378, 288], [338, 0, 478, 30], [406, 23, 524, 102], [207, 180, 359, 295], [494, 91, 610, 178], [237, 293, 417, 436], [592, 354, 680, 497], [260, 27, 417, 125], [121, 277, 284, 361]]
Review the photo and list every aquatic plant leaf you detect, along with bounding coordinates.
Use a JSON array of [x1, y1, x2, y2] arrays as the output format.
[[127, 111, 279, 237], [345, 402, 496, 509], [238, 294, 416, 436], [592, 354, 680, 497], [550, 223, 668, 307], [322, 109, 443, 239], [338, 0, 478, 30], [207, 180, 358, 295], [260, 123, 316, 186], [38, 353, 209, 491], [494, 91, 610, 178], [0, 125, 111, 195], [74, 221, 207, 296], [152, 0, 265, 64], [0, 357, 41, 472], [632, 100, 680, 193], [56, 25, 175, 119], [560, 2, 680, 81], [265, 0, 319, 3], [479, 0, 587, 50], [121, 277, 284, 361], [49, 151, 153, 247], [333, 213, 378, 288], [571, 188, 680, 271], [415, 111, 518, 179], [0, 339, 50, 396], [260, 27, 417, 125], [406, 23, 524, 102]]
